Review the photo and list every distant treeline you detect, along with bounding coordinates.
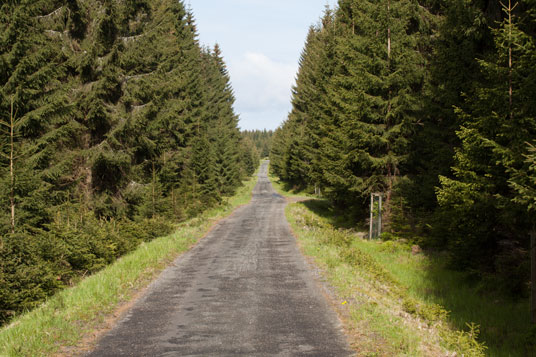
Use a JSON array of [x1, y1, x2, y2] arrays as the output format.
[[271, 0, 536, 296], [242, 130, 273, 158], [0, 0, 258, 324]]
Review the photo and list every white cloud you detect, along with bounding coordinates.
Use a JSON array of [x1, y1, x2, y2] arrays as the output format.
[[191, 0, 339, 129], [228, 52, 296, 127]]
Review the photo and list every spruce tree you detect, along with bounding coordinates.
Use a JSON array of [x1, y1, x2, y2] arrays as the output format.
[[284, 26, 324, 188], [272, 8, 338, 193], [241, 130, 272, 159], [437, 1, 535, 288], [0, 1, 73, 233], [238, 136, 260, 177], [203, 45, 241, 195], [0, 0, 250, 324], [312, 0, 429, 218]]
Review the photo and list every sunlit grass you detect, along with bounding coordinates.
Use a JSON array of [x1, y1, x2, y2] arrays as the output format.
[[286, 203, 447, 356], [285, 198, 530, 357], [355, 239, 531, 357], [0, 173, 259, 357], [267, 165, 531, 357], [281, 199, 487, 356]]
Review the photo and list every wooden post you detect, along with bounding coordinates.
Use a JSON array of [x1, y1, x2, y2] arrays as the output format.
[[369, 193, 373, 240], [378, 194, 382, 237], [531, 229, 536, 324], [151, 161, 156, 218], [369, 194, 383, 239], [9, 97, 15, 234], [171, 187, 177, 217]]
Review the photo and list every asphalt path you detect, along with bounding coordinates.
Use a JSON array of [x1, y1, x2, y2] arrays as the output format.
[[87, 161, 352, 356]]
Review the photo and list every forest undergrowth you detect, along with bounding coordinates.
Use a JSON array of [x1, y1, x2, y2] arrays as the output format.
[[0, 171, 259, 357]]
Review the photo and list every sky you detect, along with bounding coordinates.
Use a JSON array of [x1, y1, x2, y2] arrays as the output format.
[[188, 0, 337, 131]]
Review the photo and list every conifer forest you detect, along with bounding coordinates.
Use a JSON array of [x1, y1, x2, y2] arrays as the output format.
[[271, 0, 536, 311], [1, 0, 536, 352], [242, 129, 274, 158], [0, 0, 259, 324]]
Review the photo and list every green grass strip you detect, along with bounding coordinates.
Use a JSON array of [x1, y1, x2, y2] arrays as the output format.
[[285, 202, 488, 356], [0, 174, 258, 357]]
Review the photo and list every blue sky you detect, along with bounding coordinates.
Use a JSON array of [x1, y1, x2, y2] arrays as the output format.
[[188, 0, 337, 131]]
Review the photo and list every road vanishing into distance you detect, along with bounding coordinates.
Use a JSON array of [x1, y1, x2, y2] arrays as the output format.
[[88, 162, 352, 356]]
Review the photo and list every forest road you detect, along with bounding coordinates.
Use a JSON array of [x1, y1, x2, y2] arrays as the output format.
[[87, 161, 352, 357]]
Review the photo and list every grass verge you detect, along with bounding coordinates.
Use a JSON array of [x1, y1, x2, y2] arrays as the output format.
[[348, 230, 531, 356], [269, 169, 532, 356], [0, 174, 259, 357], [285, 200, 488, 356]]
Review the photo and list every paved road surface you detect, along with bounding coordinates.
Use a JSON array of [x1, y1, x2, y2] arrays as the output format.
[[88, 162, 352, 356]]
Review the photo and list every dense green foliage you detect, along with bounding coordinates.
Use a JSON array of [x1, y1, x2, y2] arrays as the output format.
[[271, 0, 536, 298], [241, 129, 273, 158], [0, 0, 256, 324]]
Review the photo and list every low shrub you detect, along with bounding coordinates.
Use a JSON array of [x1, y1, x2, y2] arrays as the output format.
[[0, 215, 174, 325]]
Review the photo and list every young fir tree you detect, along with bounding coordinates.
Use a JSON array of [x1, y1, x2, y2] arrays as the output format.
[[437, 1, 536, 292]]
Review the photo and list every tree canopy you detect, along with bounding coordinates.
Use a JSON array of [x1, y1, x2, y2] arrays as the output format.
[[0, 0, 258, 324], [271, 0, 536, 296]]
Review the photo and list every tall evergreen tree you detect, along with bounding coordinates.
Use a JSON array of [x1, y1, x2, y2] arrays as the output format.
[[203, 44, 241, 195], [0, 1, 74, 232], [314, 0, 430, 218], [437, 1, 535, 291], [0, 0, 256, 324]]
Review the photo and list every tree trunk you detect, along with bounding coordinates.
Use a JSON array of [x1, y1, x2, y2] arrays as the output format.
[[387, 0, 392, 115], [387, 0, 391, 65], [383, 0, 393, 232], [507, 0, 516, 122]]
